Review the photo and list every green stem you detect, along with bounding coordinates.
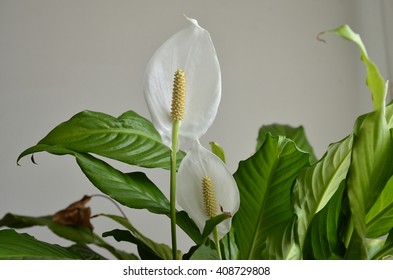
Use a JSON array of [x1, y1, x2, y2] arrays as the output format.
[[213, 226, 222, 260], [170, 120, 180, 260]]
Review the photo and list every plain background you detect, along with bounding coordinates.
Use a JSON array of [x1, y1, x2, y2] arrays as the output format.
[[1, 0, 392, 258]]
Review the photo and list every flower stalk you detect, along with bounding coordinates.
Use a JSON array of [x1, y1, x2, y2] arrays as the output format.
[[169, 69, 186, 260], [170, 120, 179, 259]]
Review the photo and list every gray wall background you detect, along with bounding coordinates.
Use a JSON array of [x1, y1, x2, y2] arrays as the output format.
[[1, 0, 392, 258]]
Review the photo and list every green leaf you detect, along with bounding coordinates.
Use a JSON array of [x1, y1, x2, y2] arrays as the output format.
[[0, 229, 84, 260], [325, 25, 386, 111], [209, 141, 227, 163], [256, 124, 317, 164], [366, 239, 386, 260], [102, 229, 159, 260], [17, 110, 185, 169], [0, 213, 49, 228], [233, 134, 309, 259], [189, 243, 220, 260], [0, 213, 99, 244], [221, 228, 239, 260], [346, 109, 393, 249], [366, 175, 393, 238], [74, 152, 171, 214], [344, 228, 368, 259], [17, 146, 171, 214], [303, 181, 346, 260], [0, 213, 138, 260], [67, 244, 107, 260], [371, 229, 393, 260], [98, 214, 179, 260], [201, 213, 231, 242], [294, 135, 352, 250], [175, 211, 202, 244]]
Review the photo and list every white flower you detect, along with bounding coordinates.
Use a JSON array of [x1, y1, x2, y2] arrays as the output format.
[[177, 141, 240, 239], [143, 17, 221, 149]]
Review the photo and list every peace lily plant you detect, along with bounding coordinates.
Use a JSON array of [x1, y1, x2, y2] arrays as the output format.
[[1, 17, 393, 260]]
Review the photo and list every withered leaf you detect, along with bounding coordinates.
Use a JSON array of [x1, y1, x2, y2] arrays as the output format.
[[52, 195, 93, 230]]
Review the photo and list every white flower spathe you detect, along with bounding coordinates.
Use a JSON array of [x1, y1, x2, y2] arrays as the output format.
[[177, 141, 240, 239], [143, 17, 221, 149]]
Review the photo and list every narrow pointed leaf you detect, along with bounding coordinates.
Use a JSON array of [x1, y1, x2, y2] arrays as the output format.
[[326, 25, 386, 110], [233, 135, 309, 259], [17, 110, 184, 169], [294, 135, 352, 249], [209, 141, 227, 163]]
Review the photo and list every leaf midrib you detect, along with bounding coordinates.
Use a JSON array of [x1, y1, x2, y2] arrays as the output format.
[[247, 140, 282, 260], [41, 128, 162, 148]]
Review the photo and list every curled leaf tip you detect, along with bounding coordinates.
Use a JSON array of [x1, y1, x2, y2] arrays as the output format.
[[316, 31, 327, 44], [31, 154, 37, 165]]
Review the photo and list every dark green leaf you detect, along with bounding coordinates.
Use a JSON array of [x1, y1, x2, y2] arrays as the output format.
[[233, 135, 309, 259], [102, 229, 155, 260], [67, 244, 106, 260], [175, 211, 202, 244], [98, 214, 179, 260], [190, 243, 220, 260], [103, 229, 137, 243], [344, 228, 368, 259], [0, 229, 84, 260], [74, 152, 171, 214], [0, 213, 134, 260], [17, 110, 185, 169], [201, 213, 231, 242], [0, 213, 98, 244], [0, 213, 49, 228], [303, 181, 346, 259]]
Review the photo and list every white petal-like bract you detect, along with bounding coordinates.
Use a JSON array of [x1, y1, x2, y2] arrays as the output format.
[[177, 141, 240, 239], [143, 18, 221, 149]]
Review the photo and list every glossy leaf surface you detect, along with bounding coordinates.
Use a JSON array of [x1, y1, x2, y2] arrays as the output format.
[[18, 110, 184, 169], [233, 135, 309, 259]]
